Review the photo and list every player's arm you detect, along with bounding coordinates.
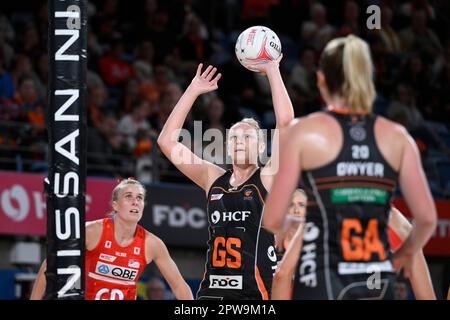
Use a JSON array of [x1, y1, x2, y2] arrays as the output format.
[[388, 207, 436, 299], [394, 129, 437, 277], [264, 122, 303, 234], [271, 220, 305, 300], [248, 56, 295, 189], [157, 64, 225, 192], [30, 259, 46, 300], [29, 221, 102, 300], [146, 233, 193, 300]]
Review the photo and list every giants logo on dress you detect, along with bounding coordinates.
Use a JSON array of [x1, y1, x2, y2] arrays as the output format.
[[243, 189, 253, 200], [128, 259, 140, 269], [105, 241, 112, 248], [210, 194, 223, 201]]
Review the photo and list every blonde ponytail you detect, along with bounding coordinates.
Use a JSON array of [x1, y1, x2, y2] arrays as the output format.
[[320, 35, 376, 113], [342, 35, 375, 113]]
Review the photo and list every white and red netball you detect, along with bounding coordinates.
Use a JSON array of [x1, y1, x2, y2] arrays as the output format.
[[235, 26, 282, 70]]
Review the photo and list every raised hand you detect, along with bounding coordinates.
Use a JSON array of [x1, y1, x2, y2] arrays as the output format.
[[244, 54, 283, 76], [188, 64, 222, 96]]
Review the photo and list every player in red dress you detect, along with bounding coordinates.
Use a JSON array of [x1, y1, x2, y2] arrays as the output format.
[[30, 178, 193, 300]]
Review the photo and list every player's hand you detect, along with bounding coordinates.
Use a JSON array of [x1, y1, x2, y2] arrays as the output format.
[[188, 64, 222, 96], [244, 54, 283, 76], [281, 214, 305, 233], [392, 250, 415, 279]]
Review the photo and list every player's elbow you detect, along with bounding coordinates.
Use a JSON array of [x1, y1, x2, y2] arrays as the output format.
[[156, 134, 167, 149], [277, 115, 294, 129], [157, 134, 172, 156], [423, 211, 437, 230], [273, 267, 288, 283], [416, 210, 438, 235]]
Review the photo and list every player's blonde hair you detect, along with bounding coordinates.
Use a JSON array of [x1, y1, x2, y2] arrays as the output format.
[[319, 35, 375, 113], [293, 188, 308, 202], [230, 117, 264, 143]]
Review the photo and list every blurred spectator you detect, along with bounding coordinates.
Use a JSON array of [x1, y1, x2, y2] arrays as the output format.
[[149, 89, 177, 133], [300, 2, 335, 51], [202, 96, 226, 167], [373, 5, 402, 55], [387, 83, 424, 130], [177, 13, 209, 62], [87, 69, 105, 91], [14, 75, 44, 130], [288, 47, 318, 98], [11, 54, 40, 94], [146, 277, 167, 300], [0, 28, 15, 69], [397, 53, 431, 107], [204, 96, 225, 133], [117, 98, 151, 152], [21, 23, 41, 58], [240, 0, 279, 23], [399, 0, 436, 20], [133, 41, 155, 82], [99, 39, 135, 87], [88, 84, 109, 128], [33, 52, 48, 103], [35, 2, 49, 46], [87, 112, 127, 177], [122, 77, 142, 115], [0, 52, 14, 100], [138, 8, 174, 64], [0, 14, 15, 43], [388, 83, 450, 159], [92, 0, 122, 43], [399, 10, 443, 60], [337, 1, 362, 37], [86, 30, 104, 72], [139, 65, 174, 105]]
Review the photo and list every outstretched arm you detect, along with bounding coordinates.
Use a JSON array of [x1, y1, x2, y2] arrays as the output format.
[[271, 219, 305, 300], [247, 55, 294, 128], [157, 64, 224, 192], [389, 207, 436, 300], [30, 259, 47, 300], [248, 56, 295, 189], [147, 234, 193, 300]]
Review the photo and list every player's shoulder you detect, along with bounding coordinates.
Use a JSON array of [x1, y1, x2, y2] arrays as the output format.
[[144, 229, 164, 247], [284, 112, 335, 143], [289, 111, 333, 131], [86, 219, 107, 250], [86, 218, 105, 230], [144, 230, 168, 258], [375, 115, 411, 143]]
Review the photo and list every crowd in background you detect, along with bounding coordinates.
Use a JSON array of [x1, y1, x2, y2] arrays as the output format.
[[1, 0, 450, 197]]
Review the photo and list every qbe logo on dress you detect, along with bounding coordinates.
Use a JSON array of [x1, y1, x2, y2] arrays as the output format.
[[95, 262, 138, 281], [209, 275, 243, 290]]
